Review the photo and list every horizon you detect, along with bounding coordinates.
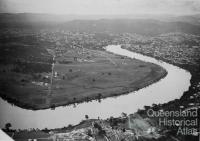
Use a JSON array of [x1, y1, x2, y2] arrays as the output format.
[[1, 12, 200, 16], [1, 12, 200, 18], [0, 0, 200, 15]]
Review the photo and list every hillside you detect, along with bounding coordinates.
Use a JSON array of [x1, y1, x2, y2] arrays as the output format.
[[1, 13, 200, 36]]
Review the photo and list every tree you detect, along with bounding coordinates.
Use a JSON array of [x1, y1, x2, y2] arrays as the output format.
[[42, 128, 49, 133], [67, 124, 73, 129], [121, 112, 127, 118], [144, 106, 151, 110], [85, 115, 89, 120], [98, 93, 102, 98], [50, 104, 55, 110], [98, 93, 102, 103], [5, 123, 12, 131]]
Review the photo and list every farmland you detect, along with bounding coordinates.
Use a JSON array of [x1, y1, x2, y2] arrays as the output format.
[[0, 34, 166, 110]]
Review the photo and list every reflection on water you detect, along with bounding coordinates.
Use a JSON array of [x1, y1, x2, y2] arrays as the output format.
[[0, 45, 191, 129]]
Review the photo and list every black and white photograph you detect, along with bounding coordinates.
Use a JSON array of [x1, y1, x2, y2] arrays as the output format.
[[0, 0, 199, 140]]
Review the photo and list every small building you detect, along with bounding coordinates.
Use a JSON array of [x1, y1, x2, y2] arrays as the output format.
[[54, 72, 58, 77]]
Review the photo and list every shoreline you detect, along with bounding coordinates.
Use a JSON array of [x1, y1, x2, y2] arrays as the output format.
[[0, 45, 191, 130], [0, 48, 168, 111], [3, 47, 197, 141]]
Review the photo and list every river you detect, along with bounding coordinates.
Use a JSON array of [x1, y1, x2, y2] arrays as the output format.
[[0, 45, 191, 129]]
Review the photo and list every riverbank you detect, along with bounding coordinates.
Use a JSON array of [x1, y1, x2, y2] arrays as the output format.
[[0, 47, 167, 110], [121, 44, 200, 141], [7, 113, 185, 141], [1, 45, 191, 130], [121, 44, 199, 108]]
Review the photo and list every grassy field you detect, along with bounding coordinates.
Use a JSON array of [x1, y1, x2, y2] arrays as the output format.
[[0, 29, 166, 110], [51, 49, 167, 106], [0, 46, 167, 110]]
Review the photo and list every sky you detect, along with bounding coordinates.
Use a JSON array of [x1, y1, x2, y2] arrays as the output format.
[[0, 0, 200, 15]]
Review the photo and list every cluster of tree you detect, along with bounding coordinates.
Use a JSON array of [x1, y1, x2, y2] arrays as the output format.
[[93, 122, 106, 137], [109, 116, 126, 129], [2, 123, 16, 133]]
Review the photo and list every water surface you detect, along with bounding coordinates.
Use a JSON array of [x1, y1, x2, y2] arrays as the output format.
[[0, 45, 191, 129]]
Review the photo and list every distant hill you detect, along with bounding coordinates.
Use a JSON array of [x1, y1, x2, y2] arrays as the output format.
[[165, 14, 200, 26], [61, 19, 200, 36], [1, 13, 200, 36], [0, 13, 71, 23]]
